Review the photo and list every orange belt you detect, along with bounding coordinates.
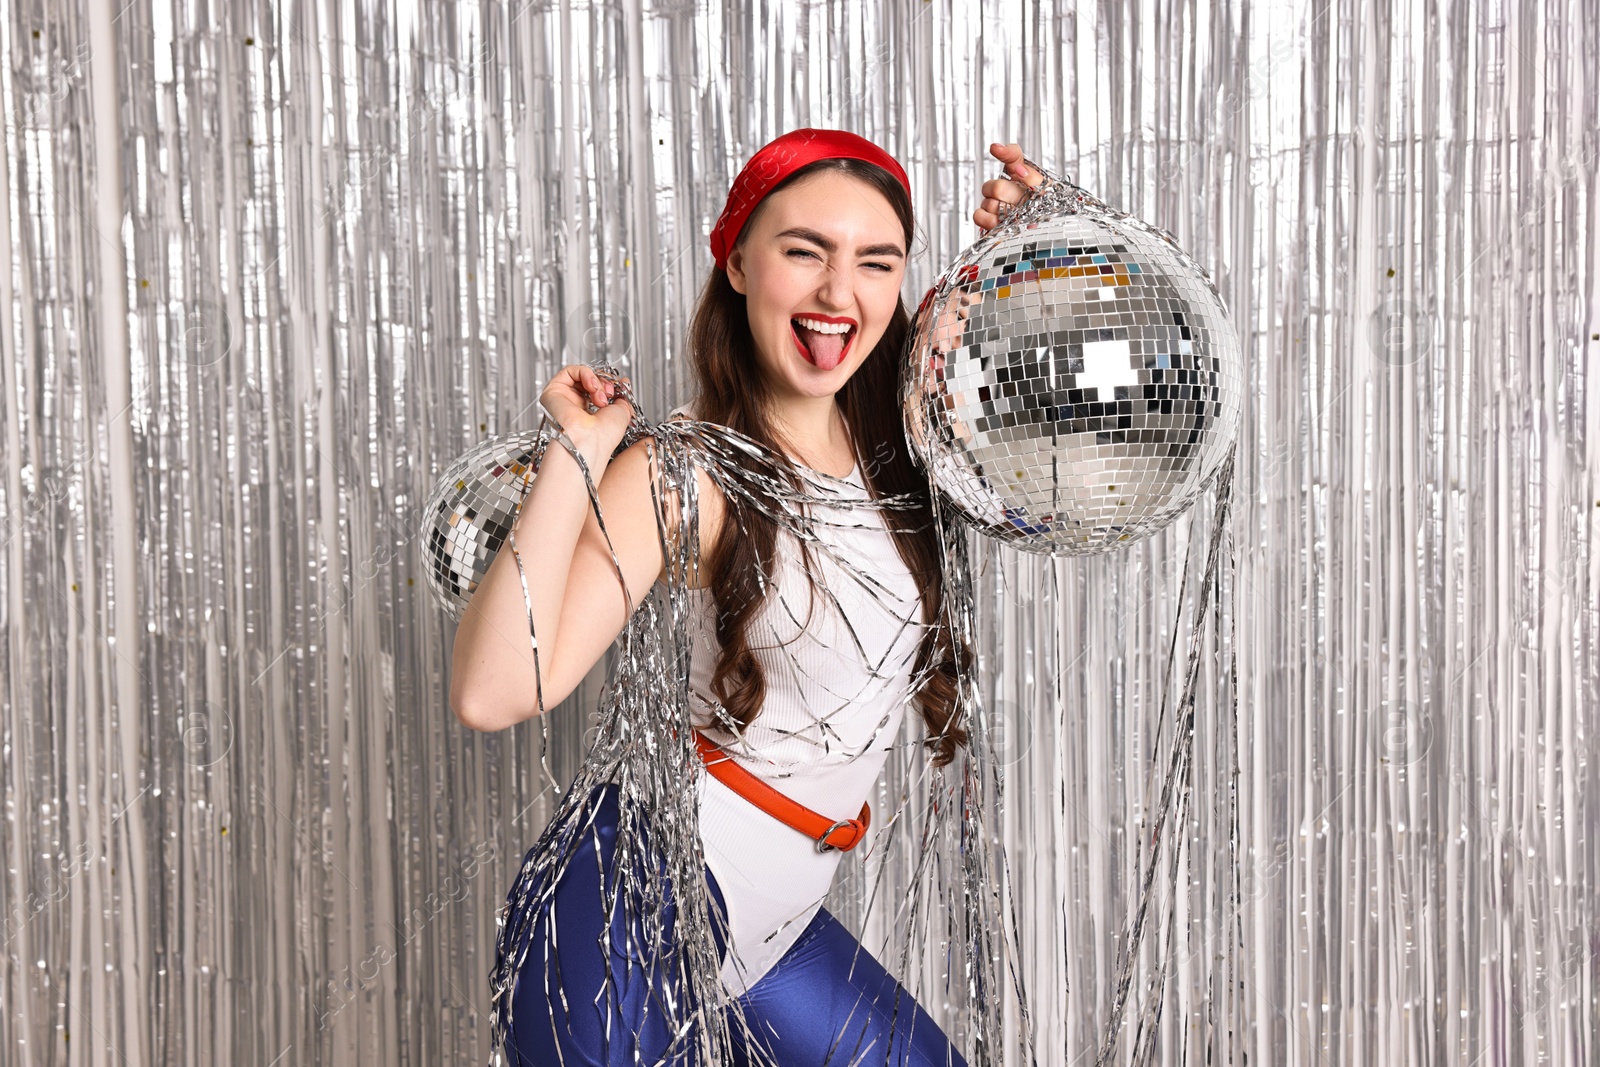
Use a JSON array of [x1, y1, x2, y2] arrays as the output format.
[[693, 729, 872, 853]]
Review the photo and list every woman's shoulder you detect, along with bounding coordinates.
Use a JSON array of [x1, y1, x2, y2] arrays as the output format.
[[604, 415, 732, 563]]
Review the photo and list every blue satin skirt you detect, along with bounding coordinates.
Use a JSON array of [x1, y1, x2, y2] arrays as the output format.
[[501, 783, 967, 1067]]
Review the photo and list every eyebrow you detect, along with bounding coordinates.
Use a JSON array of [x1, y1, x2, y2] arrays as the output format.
[[774, 227, 905, 258]]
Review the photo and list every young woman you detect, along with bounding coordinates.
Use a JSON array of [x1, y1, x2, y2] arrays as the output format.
[[450, 130, 1043, 1066]]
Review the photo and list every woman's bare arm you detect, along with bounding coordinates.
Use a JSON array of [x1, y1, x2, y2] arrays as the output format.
[[449, 416, 722, 732]]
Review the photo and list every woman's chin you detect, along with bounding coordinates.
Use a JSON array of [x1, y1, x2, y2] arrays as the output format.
[[771, 363, 846, 399]]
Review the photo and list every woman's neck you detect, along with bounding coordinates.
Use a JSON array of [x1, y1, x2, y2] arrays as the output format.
[[770, 396, 855, 476]]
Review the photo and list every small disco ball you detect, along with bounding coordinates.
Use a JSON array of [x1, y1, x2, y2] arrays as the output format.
[[903, 165, 1242, 556], [419, 428, 548, 621]]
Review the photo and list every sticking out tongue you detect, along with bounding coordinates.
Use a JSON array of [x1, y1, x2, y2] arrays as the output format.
[[795, 323, 850, 370]]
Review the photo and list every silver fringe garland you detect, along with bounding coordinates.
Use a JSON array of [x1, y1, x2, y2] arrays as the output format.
[[2, 1, 1592, 1064]]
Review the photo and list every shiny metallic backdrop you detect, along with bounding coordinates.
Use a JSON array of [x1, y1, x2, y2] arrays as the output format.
[[1, 1, 1593, 1064]]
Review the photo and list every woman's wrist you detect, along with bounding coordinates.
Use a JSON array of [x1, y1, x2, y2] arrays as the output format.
[[541, 406, 624, 468], [508, 431, 608, 534]]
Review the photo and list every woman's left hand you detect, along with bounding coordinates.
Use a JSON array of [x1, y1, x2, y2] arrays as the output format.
[[973, 142, 1046, 232]]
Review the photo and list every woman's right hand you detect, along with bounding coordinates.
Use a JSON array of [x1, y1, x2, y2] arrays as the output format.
[[538, 364, 636, 460]]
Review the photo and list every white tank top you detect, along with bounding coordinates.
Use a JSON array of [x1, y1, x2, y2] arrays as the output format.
[[676, 439, 926, 994]]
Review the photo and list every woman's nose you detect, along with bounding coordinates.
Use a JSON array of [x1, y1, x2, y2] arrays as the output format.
[[816, 265, 853, 309]]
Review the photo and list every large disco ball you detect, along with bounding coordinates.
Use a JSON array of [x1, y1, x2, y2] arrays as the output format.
[[419, 428, 548, 621], [903, 164, 1242, 556]]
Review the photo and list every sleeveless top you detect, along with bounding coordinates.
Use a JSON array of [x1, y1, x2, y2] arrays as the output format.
[[667, 409, 927, 993]]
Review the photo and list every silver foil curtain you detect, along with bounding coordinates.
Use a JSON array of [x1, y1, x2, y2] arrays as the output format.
[[2, 0, 1594, 1064]]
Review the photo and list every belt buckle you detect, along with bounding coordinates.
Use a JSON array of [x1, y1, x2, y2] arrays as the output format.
[[816, 819, 854, 854]]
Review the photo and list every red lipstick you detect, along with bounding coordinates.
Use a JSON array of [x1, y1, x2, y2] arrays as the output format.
[[789, 319, 859, 370]]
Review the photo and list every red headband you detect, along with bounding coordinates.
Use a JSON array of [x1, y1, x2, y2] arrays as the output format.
[[708, 128, 911, 270]]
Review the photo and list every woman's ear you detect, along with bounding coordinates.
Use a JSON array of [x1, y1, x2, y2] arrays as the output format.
[[725, 247, 748, 295]]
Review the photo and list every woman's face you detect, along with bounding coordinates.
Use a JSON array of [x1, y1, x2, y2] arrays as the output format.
[[725, 169, 908, 402]]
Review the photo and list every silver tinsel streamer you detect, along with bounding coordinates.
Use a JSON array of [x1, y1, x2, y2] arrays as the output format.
[[476, 409, 1029, 1062], [1, 1, 1593, 1065]]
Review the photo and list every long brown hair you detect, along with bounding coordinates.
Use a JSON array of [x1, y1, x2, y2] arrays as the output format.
[[685, 157, 970, 767]]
